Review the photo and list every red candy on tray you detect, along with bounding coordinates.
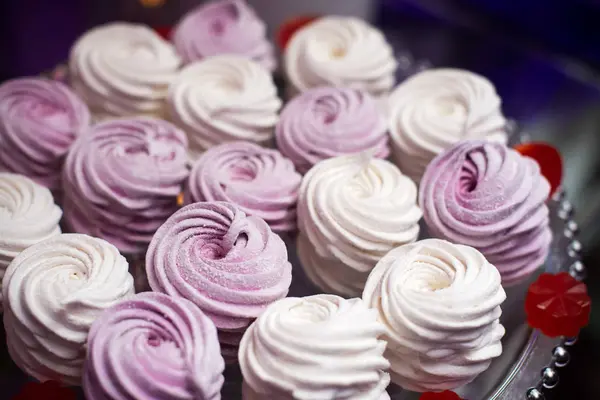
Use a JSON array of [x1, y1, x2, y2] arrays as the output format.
[[276, 15, 320, 50], [525, 272, 591, 337], [514, 142, 563, 197], [12, 381, 75, 400], [420, 390, 463, 400]]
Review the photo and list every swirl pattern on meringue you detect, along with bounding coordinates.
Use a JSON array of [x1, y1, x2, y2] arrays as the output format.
[[168, 55, 281, 158], [69, 22, 181, 119], [362, 239, 506, 392], [62, 118, 189, 254], [172, 0, 276, 71], [146, 201, 292, 359], [0, 78, 90, 190], [2, 234, 134, 385], [284, 17, 397, 98], [186, 142, 301, 232], [388, 68, 508, 183], [276, 87, 389, 174], [0, 173, 62, 310], [297, 153, 422, 297], [83, 292, 225, 400], [419, 140, 552, 285], [239, 294, 390, 400]]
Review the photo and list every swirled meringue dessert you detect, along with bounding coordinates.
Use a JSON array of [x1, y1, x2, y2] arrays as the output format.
[[69, 22, 181, 120], [83, 292, 225, 400], [168, 55, 281, 159], [0, 78, 90, 191], [239, 294, 390, 400], [420, 140, 552, 285], [0, 173, 62, 311], [362, 239, 506, 392], [2, 234, 134, 385], [62, 118, 189, 254], [284, 16, 397, 99], [388, 68, 508, 183], [276, 87, 389, 174], [186, 141, 301, 233], [146, 201, 292, 361], [172, 0, 276, 71], [297, 153, 421, 297]]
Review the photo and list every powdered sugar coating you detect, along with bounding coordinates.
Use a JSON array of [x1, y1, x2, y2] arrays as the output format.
[[419, 140, 552, 285], [276, 87, 389, 174], [62, 118, 189, 254], [83, 292, 225, 400], [0, 78, 90, 190], [146, 201, 291, 360], [172, 0, 275, 71], [186, 142, 301, 232]]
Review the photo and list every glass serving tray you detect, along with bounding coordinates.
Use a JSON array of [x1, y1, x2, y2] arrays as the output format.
[[1, 15, 590, 399]]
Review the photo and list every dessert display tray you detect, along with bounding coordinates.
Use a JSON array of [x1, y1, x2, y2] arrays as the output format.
[[2, 11, 592, 399]]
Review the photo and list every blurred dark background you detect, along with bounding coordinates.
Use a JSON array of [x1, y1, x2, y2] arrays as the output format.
[[0, 0, 599, 398]]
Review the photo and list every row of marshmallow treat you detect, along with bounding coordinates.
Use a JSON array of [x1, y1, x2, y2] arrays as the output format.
[[0, 2, 552, 399]]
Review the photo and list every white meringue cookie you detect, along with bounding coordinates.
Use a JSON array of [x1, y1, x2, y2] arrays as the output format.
[[362, 239, 506, 392], [69, 22, 181, 119], [387, 68, 508, 183], [0, 173, 62, 311], [2, 234, 134, 385], [284, 16, 397, 99], [297, 153, 421, 297], [168, 55, 281, 160], [239, 294, 390, 400]]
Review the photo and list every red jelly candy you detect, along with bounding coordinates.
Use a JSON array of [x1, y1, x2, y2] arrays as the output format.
[[276, 15, 320, 50], [12, 381, 75, 400], [153, 25, 173, 40], [525, 272, 591, 337], [420, 391, 463, 400], [513, 142, 562, 197]]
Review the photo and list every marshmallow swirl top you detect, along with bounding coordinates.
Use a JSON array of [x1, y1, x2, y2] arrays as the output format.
[[83, 292, 225, 400], [388, 68, 508, 182], [187, 142, 301, 232], [297, 153, 421, 297], [239, 294, 390, 400], [146, 201, 292, 331], [69, 22, 181, 119], [168, 55, 281, 158], [0, 173, 62, 310], [284, 17, 397, 98], [0, 78, 90, 190], [276, 87, 389, 174], [362, 239, 506, 392], [2, 234, 134, 385], [419, 140, 552, 284], [172, 0, 276, 71], [62, 118, 189, 254]]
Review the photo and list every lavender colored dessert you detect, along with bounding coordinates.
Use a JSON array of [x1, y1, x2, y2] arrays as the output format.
[[0, 77, 90, 191], [83, 292, 225, 400], [276, 87, 389, 174], [62, 117, 189, 254], [419, 140, 552, 285], [172, 0, 276, 71], [186, 141, 301, 232], [146, 201, 292, 362]]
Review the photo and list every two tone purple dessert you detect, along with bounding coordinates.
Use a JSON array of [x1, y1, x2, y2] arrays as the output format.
[[276, 87, 389, 174], [84, 292, 225, 400], [419, 140, 552, 285], [0, 78, 90, 191], [172, 0, 276, 71], [186, 141, 301, 233], [146, 201, 292, 361], [62, 118, 189, 254]]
